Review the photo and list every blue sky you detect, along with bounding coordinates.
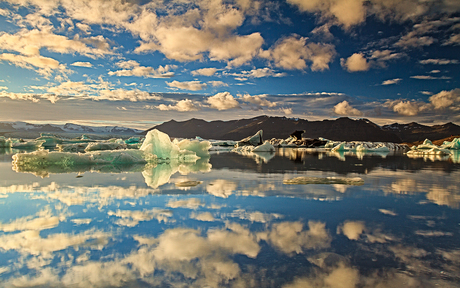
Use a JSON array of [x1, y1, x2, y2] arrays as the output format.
[[0, 0, 459, 129]]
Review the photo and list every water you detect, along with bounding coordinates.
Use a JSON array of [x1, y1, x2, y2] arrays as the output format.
[[0, 148, 459, 287]]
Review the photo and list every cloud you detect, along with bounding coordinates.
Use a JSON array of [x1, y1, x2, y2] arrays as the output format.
[[410, 75, 451, 80], [429, 88, 460, 110], [208, 80, 228, 87], [97, 88, 162, 102], [166, 198, 205, 209], [384, 99, 431, 116], [261, 36, 336, 71], [0, 29, 113, 59], [108, 208, 172, 227], [391, 101, 422, 116], [340, 53, 370, 72], [337, 221, 365, 240], [333, 100, 363, 116], [0, 53, 67, 77], [109, 60, 175, 78], [206, 92, 240, 110], [157, 99, 200, 112], [258, 221, 331, 254], [191, 68, 217, 76], [240, 93, 277, 107], [0, 229, 110, 257], [166, 80, 207, 91], [419, 59, 459, 65], [190, 212, 215, 222], [381, 78, 402, 85], [286, 0, 366, 29], [71, 61, 93, 68], [0, 209, 61, 232], [227, 67, 286, 78]]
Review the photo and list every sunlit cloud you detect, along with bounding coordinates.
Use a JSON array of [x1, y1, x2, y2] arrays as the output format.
[[166, 80, 207, 91], [419, 59, 459, 65], [191, 67, 218, 76], [261, 36, 336, 71], [206, 92, 240, 110], [239, 93, 277, 107], [381, 78, 402, 85], [333, 100, 363, 116], [71, 61, 93, 68], [340, 53, 370, 72], [109, 60, 176, 78], [410, 75, 452, 80], [157, 99, 200, 112]]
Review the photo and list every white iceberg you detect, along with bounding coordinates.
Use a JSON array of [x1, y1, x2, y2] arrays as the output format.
[[139, 129, 199, 162], [441, 138, 460, 150], [176, 139, 212, 158], [12, 139, 45, 149], [252, 141, 275, 152], [12, 129, 211, 177], [0, 136, 12, 148]]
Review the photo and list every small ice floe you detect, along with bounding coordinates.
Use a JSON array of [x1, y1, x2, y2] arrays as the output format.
[[175, 180, 203, 187], [329, 141, 405, 152], [283, 176, 364, 185], [406, 139, 451, 156], [11, 139, 45, 149], [0, 136, 12, 148], [235, 130, 263, 147]]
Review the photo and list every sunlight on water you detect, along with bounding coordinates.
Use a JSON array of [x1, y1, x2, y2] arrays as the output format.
[[0, 147, 460, 287]]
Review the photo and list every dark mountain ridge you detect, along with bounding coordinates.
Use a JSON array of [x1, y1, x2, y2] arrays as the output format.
[[146, 116, 460, 143]]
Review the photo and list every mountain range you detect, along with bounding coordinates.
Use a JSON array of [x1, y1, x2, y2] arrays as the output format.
[[0, 122, 143, 138], [2, 117, 459, 143], [147, 116, 460, 143]]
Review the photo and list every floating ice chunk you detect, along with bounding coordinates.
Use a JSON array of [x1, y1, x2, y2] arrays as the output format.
[[57, 143, 89, 153], [175, 180, 202, 187], [331, 142, 348, 152], [140, 129, 199, 161], [415, 139, 438, 150], [441, 138, 460, 150], [236, 130, 263, 147], [176, 139, 212, 158], [12, 149, 152, 177], [36, 135, 63, 148], [0, 136, 12, 148], [407, 147, 451, 155], [283, 176, 364, 185], [252, 141, 275, 152], [12, 139, 45, 149], [84, 141, 127, 152]]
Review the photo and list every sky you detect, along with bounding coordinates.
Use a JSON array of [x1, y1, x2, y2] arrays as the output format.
[[0, 0, 459, 129]]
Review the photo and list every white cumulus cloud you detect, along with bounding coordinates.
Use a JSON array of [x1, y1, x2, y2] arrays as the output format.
[[206, 92, 240, 110], [333, 100, 363, 116]]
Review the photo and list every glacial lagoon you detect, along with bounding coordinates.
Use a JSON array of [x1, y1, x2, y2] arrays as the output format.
[[0, 147, 460, 287]]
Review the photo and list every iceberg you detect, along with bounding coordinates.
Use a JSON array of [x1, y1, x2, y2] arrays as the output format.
[[252, 141, 276, 153], [175, 139, 212, 158], [12, 139, 45, 149], [84, 141, 127, 152], [236, 130, 263, 147], [441, 138, 460, 150], [283, 177, 364, 185], [140, 129, 200, 161], [0, 136, 12, 148], [12, 129, 212, 177], [12, 149, 151, 177]]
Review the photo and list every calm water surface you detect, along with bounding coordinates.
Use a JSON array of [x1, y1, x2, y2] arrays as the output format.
[[0, 148, 459, 287]]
